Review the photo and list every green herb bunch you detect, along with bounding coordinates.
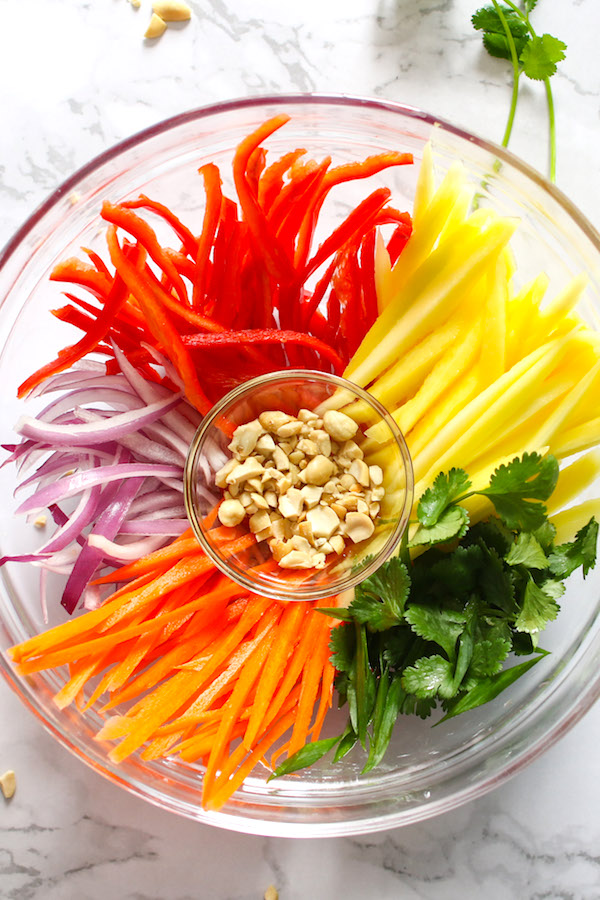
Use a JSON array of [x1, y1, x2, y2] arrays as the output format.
[[272, 453, 597, 779], [472, 0, 567, 181]]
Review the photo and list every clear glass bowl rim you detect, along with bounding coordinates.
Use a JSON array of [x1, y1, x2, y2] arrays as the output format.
[[0, 93, 599, 838], [184, 368, 414, 602]]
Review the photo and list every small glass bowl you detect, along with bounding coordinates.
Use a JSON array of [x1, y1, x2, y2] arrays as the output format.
[[184, 369, 414, 601]]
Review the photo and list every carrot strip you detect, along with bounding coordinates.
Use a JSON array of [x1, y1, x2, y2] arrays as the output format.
[[243, 601, 308, 749], [285, 611, 333, 758], [202, 617, 278, 797]]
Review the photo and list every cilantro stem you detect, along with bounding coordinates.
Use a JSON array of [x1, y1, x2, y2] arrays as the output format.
[[491, 0, 521, 149], [544, 75, 557, 182], [500, 0, 559, 182]]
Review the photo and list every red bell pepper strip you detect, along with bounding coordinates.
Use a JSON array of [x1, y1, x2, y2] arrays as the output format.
[[360, 229, 378, 325], [180, 328, 345, 375], [303, 187, 391, 279], [232, 115, 296, 285], [122, 194, 199, 260], [49, 258, 111, 299], [101, 202, 190, 309], [193, 163, 223, 309], [106, 226, 212, 415], [258, 148, 306, 212], [294, 151, 413, 270], [17, 247, 140, 398]]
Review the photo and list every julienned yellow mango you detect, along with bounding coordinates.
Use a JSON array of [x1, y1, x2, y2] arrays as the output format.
[[547, 450, 600, 516], [342, 154, 600, 541], [551, 500, 600, 545], [346, 216, 517, 388]]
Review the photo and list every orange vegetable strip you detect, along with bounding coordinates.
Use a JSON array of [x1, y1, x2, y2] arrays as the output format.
[[81, 583, 197, 708], [171, 720, 248, 764], [16, 579, 243, 674], [232, 114, 296, 284], [160, 609, 280, 737], [193, 163, 222, 308], [10, 553, 225, 665], [101, 669, 212, 763], [307, 635, 336, 743], [101, 201, 189, 308], [101, 607, 237, 710], [177, 593, 273, 678], [92, 533, 199, 584], [285, 611, 333, 758], [201, 619, 278, 798], [243, 601, 308, 750], [105, 226, 211, 415], [203, 709, 298, 811]]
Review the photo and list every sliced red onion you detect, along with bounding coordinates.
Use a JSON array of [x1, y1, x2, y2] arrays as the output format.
[[87, 533, 167, 561], [16, 462, 181, 515], [61, 475, 145, 613], [15, 392, 183, 448], [118, 519, 188, 535]]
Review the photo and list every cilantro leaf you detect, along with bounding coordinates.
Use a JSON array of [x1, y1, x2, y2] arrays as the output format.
[[350, 558, 410, 631], [505, 532, 549, 569], [405, 603, 465, 661], [401, 655, 456, 700], [270, 734, 341, 779], [521, 34, 567, 81], [472, 4, 529, 61], [409, 505, 469, 548], [548, 517, 598, 579], [417, 468, 472, 526], [469, 623, 512, 677], [438, 654, 546, 722], [479, 453, 558, 531], [513, 577, 560, 634], [329, 623, 355, 674]]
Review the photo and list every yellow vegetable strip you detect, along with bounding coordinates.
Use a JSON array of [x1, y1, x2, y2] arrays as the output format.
[[529, 359, 600, 449], [391, 316, 482, 437], [411, 335, 571, 488], [412, 141, 435, 228], [346, 216, 518, 387], [480, 251, 508, 384], [377, 160, 467, 309], [547, 450, 600, 515], [551, 499, 600, 545], [552, 416, 600, 459], [505, 274, 549, 367], [374, 233, 392, 312], [348, 315, 463, 421], [405, 367, 481, 460]]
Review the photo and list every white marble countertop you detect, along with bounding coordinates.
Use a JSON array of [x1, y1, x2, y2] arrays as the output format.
[[1, 1, 599, 897]]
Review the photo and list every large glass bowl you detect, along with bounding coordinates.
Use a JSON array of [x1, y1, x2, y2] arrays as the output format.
[[1, 95, 599, 837]]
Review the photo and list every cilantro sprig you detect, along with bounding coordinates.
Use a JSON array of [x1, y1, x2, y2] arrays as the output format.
[[472, 0, 567, 181], [272, 453, 598, 780]]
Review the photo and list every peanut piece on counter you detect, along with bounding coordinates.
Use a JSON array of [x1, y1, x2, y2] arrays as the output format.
[[152, 0, 192, 21], [144, 13, 167, 37], [0, 770, 16, 800]]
